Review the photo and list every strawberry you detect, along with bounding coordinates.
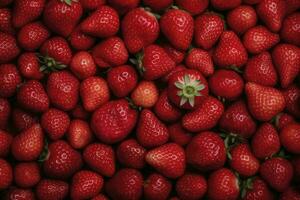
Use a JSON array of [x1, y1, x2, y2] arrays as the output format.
[[244, 52, 278, 86], [168, 123, 192, 146], [17, 80, 49, 113], [213, 31, 248, 68], [0, 130, 12, 157], [0, 98, 10, 130], [0, 32, 20, 64], [219, 100, 257, 138], [14, 162, 40, 188], [260, 157, 293, 192], [145, 143, 185, 178], [0, 159, 12, 190], [243, 178, 274, 200], [245, 82, 286, 121], [92, 37, 128, 68], [35, 179, 69, 200], [143, 0, 173, 12], [116, 139, 146, 169], [211, 0, 241, 10], [108, 0, 140, 15], [280, 187, 300, 200], [5, 188, 35, 200], [162, 43, 185, 65], [283, 84, 300, 118], [12, 0, 45, 28], [43, 140, 82, 179], [227, 5, 257, 34], [185, 48, 214, 77], [176, 174, 207, 200], [182, 96, 224, 132], [67, 119, 92, 149], [280, 123, 300, 154], [131, 81, 158, 108], [81, 0, 106, 10], [70, 170, 104, 200], [91, 99, 138, 144], [162, 64, 186, 83], [71, 104, 90, 120], [105, 168, 143, 200], [12, 108, 37, 132], [194, 13, 224, 50], [207, 168, 240, 200], [0, 64, 21, 98], [83, 143, 115, 177], [107, 65, 138, 97], [186, 131, 226, 171], [0, 8, 14, 34], [209, 69, 244, 100], [160, 8, 194, 50], [256, 0, 286, 32], [136, 109, 169, 148], [17, 22, 50, 51], [144, 173, 172, 200], [92, 194, 109, 200], [70, 51, 97, 80], [70, 27, 96, 50], [281, 13, 300, 46], [47, 71, 80, 111], [175, 0, 208, 15], [272, 44, 300, 88], [11, 124, 44, 161], [122, 8, 159, 53], [18, 53, 44, 80], [275, 113, 295, 130]]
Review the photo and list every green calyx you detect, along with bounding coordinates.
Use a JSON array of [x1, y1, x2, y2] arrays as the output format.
[[38, 54, 67, 73], [175, 74, 205, 107], [61, 0, 78, 6], [130, 52, 145, 76]]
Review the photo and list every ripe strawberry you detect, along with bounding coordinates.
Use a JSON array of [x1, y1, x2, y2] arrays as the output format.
[[11, 124, 44, 161], [0, 64, 21, 98], [12, 108, 37, 132], [175, 0, 208, 15], [18, 53, 44, 80], [108, 0, 140, 15], [83, 143, 115, 177], [0, 32, 20, 63], [160, 9, 193, 50], [280, 123, 300, 154], [107, 65, 138, 97], [91, 99, 138, 144], [194, 13, 224, 50], [70, 51, 97, 80], [5, 188, 35, 200], [0, 130, 12, 157], [280, 187, 300, 200], [207, 168, 239, 200], [117, 139, 146, 169], [227, 5, 257, 34], [71, 170, 104, 200], [71, 104, 90, 120], [122, 8, 159, 53], [281, 13, 300, 46], [256, 0, 286, 32], [36, 179, 69, 200], [12, 0, 45, 28], [17, 22, 50, 51], [92, 37, 128, 68], [260, 157, 293, 192], [143, 0, 173, 12], [144, 173, 172, 200], [176, 174, 207, 200], [0, 98, 11, 130], [14, 162, 40, 188], [243, 178, 274, 200], [182, 96, 224, 132], [136, 109, 169, 148], [272, 44, 300, 88], [162, 43, 185, 65], [67, 119, 92, 149], [0, 159, 12, 190], [213, 31, 248, 68], [47, 71, 79, 111], [146, 143, 185, 178], [185, 48, 214, 77], [245, 82, 286, 121], [162, 64, 186, 83], [168, 123, 191, 146], [0, 8, 14, 34], [43, 140, 82, 179], [283, 84, 300, 118], [275, 113, 295, 130], [70, 26, 96, 50], [81, 0, 106, 10], [131, 81, 158, 108], [17, 80, 49, 113], [244, 52, 278, 86], [105, 168, 143, 200]]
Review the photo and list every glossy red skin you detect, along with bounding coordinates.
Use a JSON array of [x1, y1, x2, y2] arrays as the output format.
[[162, 43, 185, 65], [244, 178, 274, 200], [0, 130, 12, 157], [12, 108, 37, 132], [18, 53, 44, 80], [0, 64, 21, 98], [283, 84, 300, 118], [5, 188, 35, 200], [70, 51, 97, 80], [14, 162, 41, 188], [0, 32, 20, 64], [211, 0, 241, 10], [144, 173, 172, 200], [108, 0, 140, 15], [176, 174, 207, 200], [275, 113, 295, 130], [162, 64, 186, 83], [0, 8, 15, 34], [131, 81, 159, 108], [0, 159, 12, 190], [0, 98, 10, 130], [70, 27, 96, 51], [143, 0, 173, 11], [280, 123, 300, 154], [81, 0, 106, 10], [67, 119, 93, 149], [280, 187, 300, 200], [168, 123, 192, 146], [175, 0, 208, 15], [281, 13, 300, 46], [36, 179, 69, 200]]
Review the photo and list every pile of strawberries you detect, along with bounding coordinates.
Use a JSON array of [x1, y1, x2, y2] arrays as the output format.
[[0, 0, 299, 199]]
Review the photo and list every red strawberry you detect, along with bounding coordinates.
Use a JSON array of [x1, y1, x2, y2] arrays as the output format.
[[0, 159, 12, 190], [92, 37, 128, 68], [144, 173, 172, 200], [43, 140, 82, 179], [211, 0, 241, 10], [12, 108, 37, 132], [70, 170, 104, 200], [280, 123, 300, 154], [107, 65, 138, 97], [70, 51, 97, 80], [162, 64, 186, 83], [245, 82, 286, 121], [17, 80, 49, 113], [36, 179, 69, 200], [260, 157, 293, 192], [71, 104, 90, 120], [70, 27, 96, 50], [47, 71, 80, 111], [256, 0, 286, 32], [5, 188, 35, 200], [285, 0, 300, 14], [81, 0, 106, 10], [0, 130, 12, 157], [227, 5, 257, 34], [243, 178, 274, 200], [18, 53, 44, 80], [12, 0, 45, 28], [136, 109, 169, 148], [67, 119, 93, 149], [176, 174, 207, 200], [143, 0, 173, 12], [0, 8, 14, 34], [160, 8, 193, 50], [194, 13, 224, 50], [272, 44, 300, 88], [146, 143, 185, 178], [11, 124, 44, 161], [281, 13, 300, 46], [122, 8, 159, 53], [0, 64, 21, 98], [14, 162, 41, 188], [213, 31, 248, 68], [275, 113, 296, 130], [0, 32, 20, 63], [244, 52, 278, 86], [91, 99, 138, 144], [131, 81, 158, 108], [0, 98, 11, 130], [283, 84, 300, 118], [83, 143, 115, 177], [168, 123, 192, 146], [108, 0, 140, 15], [162, 43, 185, 65], [207, 168, 240, 200], [116, 139, 146, 169], [175, 0, 208, 15], [182, 96, 224, 132], [280, 187, 300, 200]]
